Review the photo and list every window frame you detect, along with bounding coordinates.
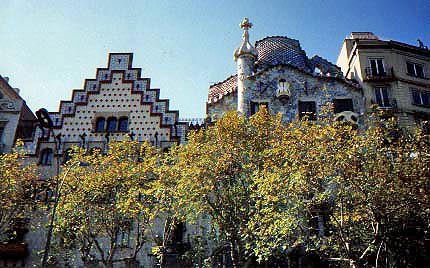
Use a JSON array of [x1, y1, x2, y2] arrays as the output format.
[[106, 117, 118, 132], [118, 116, 129, 132], [406, 62, 426, 78], [95, 117, 106, 132], [298, 101, 317, 120], [411, 88, 430, 107], [368, 58, 386, 76], [250, 101, 269, 116], [333, 98, 354, 113], [374, 87, 391, 108]]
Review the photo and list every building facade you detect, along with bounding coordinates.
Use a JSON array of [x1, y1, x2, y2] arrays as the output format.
[[0, 75, 35, 153], [18, 53, 190, 268], [207, 18, 364, 126], [24, 53, 188, 179], [336, 32, 430, 129]]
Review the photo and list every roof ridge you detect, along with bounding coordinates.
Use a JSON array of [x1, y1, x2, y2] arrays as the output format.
[[255, 36, 300, 46], [209, 74, 237, 88]]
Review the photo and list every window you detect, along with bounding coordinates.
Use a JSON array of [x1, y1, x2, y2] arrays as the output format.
[[374, 87, 390, 108], [407, 62, 425, 78], [40, 148, 53, 165], [106, 117, 117, 132], [333, 99, 354, 113], [170, 222, 186, 245], [298, 101, 317, 120], [369, 58, 385, 75], [411, 89, 430, 107], [250, 101, 268, 115], [95, 117, 105, 132], [118, 117, 128, 132]]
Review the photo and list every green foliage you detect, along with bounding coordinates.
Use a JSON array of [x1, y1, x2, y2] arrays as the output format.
[[0, 140, 37, 242], [54, 141, 163, 266], [171, 110, 430, 267], [48, 110, 429, 268]]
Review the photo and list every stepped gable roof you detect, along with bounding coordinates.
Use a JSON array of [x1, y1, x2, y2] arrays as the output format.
[[208, 74, 237, 103], [255, 36, 311, 71]]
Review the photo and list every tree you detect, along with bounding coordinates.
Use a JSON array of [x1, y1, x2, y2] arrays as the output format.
[[53, 141, 162, 268], [173, 109, 430, 268], [321, 119, 430, 267], [173, 110, 293, 268], [0, 141, 37, 243], [252, 114, 430, 267]]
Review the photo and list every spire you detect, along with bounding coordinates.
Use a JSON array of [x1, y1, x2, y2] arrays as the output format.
[[234, 17, 258, 61]]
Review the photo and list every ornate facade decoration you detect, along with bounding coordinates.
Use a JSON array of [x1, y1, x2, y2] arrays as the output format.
[[25, 53, 187, 172], [207, 18, 363, 125]]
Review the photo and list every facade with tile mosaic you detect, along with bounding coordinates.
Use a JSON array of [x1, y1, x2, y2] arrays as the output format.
[[207, 18, 364, 126], [16, 53, 190, 268], [24, 53, 187, 179]]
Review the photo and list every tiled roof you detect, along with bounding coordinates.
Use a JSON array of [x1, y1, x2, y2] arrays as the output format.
[[208, 74, 237, 103], [255, 36, 310, 70]]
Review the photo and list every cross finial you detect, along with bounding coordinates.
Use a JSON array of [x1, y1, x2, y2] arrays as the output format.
[[240, 17, 252, 31]]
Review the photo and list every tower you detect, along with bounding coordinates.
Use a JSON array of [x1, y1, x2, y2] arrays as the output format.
[[234, 18, 257, 116]]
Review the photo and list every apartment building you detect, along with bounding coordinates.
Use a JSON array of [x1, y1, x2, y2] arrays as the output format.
[[336, 32, 430, 129]]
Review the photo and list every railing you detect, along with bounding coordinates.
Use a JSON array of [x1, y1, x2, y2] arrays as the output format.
[[365, 66, 395, 81], [179, 118, 205, 125]]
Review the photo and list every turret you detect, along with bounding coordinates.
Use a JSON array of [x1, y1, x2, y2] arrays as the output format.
[[234, 18, 257, 116]]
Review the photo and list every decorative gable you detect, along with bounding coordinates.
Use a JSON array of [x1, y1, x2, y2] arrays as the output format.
[[28, 53, 187, 155]]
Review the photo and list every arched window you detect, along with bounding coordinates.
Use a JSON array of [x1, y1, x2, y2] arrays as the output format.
[[40, 148, 53, 166], [106, 117, 117, 132], [118, 117, 128, 132], [96, 117, 105, 132]]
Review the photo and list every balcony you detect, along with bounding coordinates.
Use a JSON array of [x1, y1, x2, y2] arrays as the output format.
[[364, 67, 395, 81]]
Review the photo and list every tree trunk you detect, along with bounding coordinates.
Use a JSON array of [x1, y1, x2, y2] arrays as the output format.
[[229, 238, 246, 268]]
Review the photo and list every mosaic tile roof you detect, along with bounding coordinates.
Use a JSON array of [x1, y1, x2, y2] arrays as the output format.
[[255, 36, 311, 71], [208, 75, 237, 103], [207, 36, 346, 104]]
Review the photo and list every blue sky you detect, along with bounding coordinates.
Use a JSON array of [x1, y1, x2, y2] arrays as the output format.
[[0, 0, 429, 118]]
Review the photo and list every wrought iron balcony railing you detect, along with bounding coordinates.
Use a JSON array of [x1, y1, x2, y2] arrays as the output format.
[[365, 67, 395, 81]]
